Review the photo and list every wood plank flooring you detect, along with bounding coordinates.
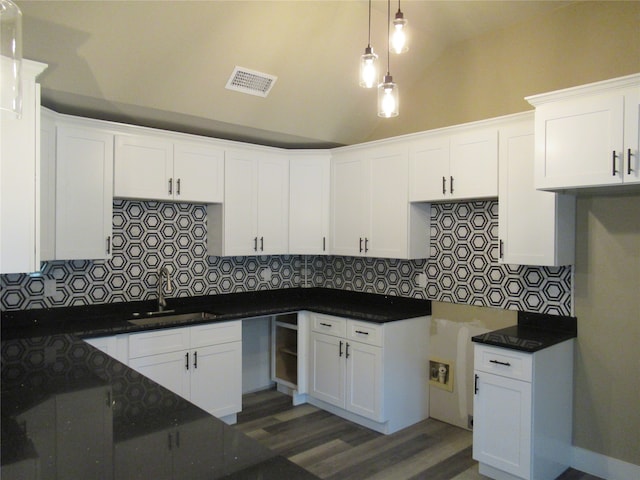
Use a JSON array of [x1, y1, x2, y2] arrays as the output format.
[[237, 388, 602, 480]]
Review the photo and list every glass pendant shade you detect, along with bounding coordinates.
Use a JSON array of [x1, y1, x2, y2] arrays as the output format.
[[377, 74, 399, 118], [359, 46, 378, 89], [391, 10, 408, 54], [0, 0, 22, 117]]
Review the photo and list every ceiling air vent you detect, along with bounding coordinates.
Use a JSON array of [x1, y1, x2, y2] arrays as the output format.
[[225, 67, 277, 98]]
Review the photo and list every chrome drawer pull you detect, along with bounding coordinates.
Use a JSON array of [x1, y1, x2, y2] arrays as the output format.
[[489, 359, 511, 367]]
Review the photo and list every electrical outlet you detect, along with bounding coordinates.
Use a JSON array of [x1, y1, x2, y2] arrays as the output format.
[[415, 273, 427, 288]]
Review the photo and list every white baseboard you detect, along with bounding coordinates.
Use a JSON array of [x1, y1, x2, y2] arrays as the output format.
[[572, 446, 640, 480]]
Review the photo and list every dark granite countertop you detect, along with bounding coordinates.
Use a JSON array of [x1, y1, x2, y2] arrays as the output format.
[[1, 287, 432, 340], [471, 310, 577, 352], [0, 288, 431, 478]]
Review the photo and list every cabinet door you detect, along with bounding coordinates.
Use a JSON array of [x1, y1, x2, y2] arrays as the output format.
[[190, 342, 242, 418], [331, 152, 366, 256], [289, 155, 330, 254], [368, 146, 409, 258], [624, 89, 640, 184], [223, 152, 258, 255], [498, 120, 575, 266], [450, 129, 498, 200], [534, 94, 624, 189], [256, 153, 289, 255], [345, 341, 383, 421], [56, 126, 113, 260], [129, 351, 191, 401], [309, 332, 345, 408], [173, 142, 224, 203], [114, 134, 173, 200], [473, 372, 532, 479], [408, 136, 450, 201]]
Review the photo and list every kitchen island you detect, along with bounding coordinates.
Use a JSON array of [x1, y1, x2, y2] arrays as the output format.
[[1, 288, 431, 479]]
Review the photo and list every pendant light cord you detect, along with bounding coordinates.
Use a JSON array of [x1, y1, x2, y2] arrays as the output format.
[[386, 0, 391, 75], [367, 0, 372, 48]]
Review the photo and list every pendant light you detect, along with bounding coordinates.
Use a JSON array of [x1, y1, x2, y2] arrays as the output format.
[[391, 0, 408, 54], [359, 0, 378, 88], [0, 0, 23, 118], [378, 0, 399, 118]]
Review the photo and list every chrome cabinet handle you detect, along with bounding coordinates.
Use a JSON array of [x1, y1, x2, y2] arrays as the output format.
[[474, 374, 479, 394], [442, 176, 446, 194], [260, 236, 264, 251], [628, 148, 634, 175], [193, 351, 197, 369], [450, 176, 454, 194], [323, 237, 326, 252], [185, 352, 189, 370], [345, 342, 350, 359], [176, 178, 181, 195], [354, 330, 369, 335], [499, 239, 504, 259], [612, 150, 618, 176], [169, 178, 173, 195], [106, 236, 111, 255], [254, 237, 258, 252], [359, 237, 363, 253], [320, 322, 332, 327], [364, 238, 369, 253], [339, 340, 343, 357]]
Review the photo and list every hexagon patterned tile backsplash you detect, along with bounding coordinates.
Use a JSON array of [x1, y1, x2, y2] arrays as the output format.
[[0, 199, 571, 315]]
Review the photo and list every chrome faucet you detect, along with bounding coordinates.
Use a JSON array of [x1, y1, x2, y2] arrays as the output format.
[[158, 266, 173, 311]]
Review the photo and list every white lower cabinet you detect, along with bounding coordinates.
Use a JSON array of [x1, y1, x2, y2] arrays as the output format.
[[127, 321, 242, 421], [308, 313, 429, 434], [473, 341, 574, 480]]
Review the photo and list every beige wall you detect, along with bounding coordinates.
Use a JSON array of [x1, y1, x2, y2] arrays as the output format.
[[367, 1, 640, 141], [574, 193, 640, 465], [373, 1, 640, 465]]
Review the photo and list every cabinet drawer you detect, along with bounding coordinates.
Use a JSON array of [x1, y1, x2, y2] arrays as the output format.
[[129, 327, 190, 359], [190, 321, 241, 348], [347, 321, 383, 347], [311, 314, 347, 337], [474, 344, 533, 382]]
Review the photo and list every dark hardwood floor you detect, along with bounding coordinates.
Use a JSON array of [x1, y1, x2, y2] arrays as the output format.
[[236, 388, 602, 480]]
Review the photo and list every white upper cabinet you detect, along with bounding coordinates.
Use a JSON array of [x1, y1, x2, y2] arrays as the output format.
[[527, 73, 640, 190], [289, 153, 330, 255], [173, 142, 224, 203], [331, 144, 430, 259], [497, 114, 575, 266], [115, 134, 224, 203], [208, 148, 289, 256], [0, 60, 47, 274], [55, 124, 114, 260], [409, 127, 498, 202]]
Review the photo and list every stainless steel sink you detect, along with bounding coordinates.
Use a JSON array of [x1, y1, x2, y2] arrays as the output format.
[[127, 311, 219, 327]]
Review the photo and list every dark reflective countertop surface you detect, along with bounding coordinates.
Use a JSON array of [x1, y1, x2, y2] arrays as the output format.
[[471, 310, 577, 352], [1, 288, 431, 478]]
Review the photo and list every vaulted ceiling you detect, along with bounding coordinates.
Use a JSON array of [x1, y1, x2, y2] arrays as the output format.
[[18, 1, 572, 148]]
